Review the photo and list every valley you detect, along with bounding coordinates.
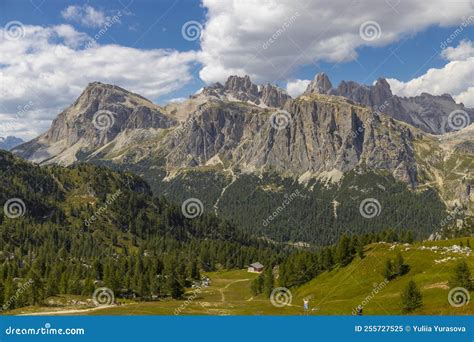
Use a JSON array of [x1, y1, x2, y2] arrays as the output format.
[[7, 238, 473, 316]]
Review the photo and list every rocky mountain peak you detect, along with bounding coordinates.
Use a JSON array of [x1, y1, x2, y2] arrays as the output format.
[[0, 136, 24, 151], [304, 72, 333, 94], [373, 78, 392, 97], [13, 81, 175, 165], [224, 75, 259, 96], [198, 75, 291, 108]]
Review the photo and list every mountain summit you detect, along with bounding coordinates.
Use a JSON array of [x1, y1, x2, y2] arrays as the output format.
[[14, 82, 176, 165], [197, 75, 291, 108], [305, 74, 473, 135], [12, 74, 474, 218]]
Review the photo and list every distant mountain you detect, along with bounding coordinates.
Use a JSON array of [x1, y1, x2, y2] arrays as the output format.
[[13, 82, 176, 165], [304, 73, 474, 135], [12, 75, 473, 244], [0, 136, 24, 150]]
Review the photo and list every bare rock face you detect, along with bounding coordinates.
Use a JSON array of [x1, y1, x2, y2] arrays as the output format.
[[13, 82, 176, 164], [164, 93, 418, 185], [13, 74, 473, 200], [259, 83, 292, 107], [304, 73, 333, 94], [317, 74, 474, 135], [224, 75, 260, 102], [197, 75, 291, 108]]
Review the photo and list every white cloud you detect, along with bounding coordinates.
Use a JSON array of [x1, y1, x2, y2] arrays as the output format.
[[286, 79, 310, 97], [0, 25, 198, 139], [387, 40, 474, 107], [441, 39, 474, 61], [61, 5, 109, 28], [166, 97, 187, 104], [198, 0, 473, 84]]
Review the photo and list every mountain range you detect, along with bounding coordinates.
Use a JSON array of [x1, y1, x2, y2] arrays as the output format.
[[0, 136, 24, 151], [12, 74, 473, 244]]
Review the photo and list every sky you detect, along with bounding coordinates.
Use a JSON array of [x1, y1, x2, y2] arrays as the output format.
[[0, 0, 473, 139]]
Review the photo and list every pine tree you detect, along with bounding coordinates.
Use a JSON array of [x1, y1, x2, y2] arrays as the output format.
[[449, 259, 473, 290], [3, 276, 14, 310], [394, 252, 409, 276], [27, 263, 43, 306], [336, 235, 352, 266], [167, 274, 184, 299], [189, 259, 200, 280], [45, 270, 58, 297], [263, 267, 274, 298], [401, 280, 423, 312], [383, 259, 394, 280], [356, 240, 365, 259], [82, 277, 95, 297]]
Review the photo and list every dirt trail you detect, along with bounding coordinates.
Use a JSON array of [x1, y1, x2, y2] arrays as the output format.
[[18, 305, 117, 316], [218, 279, 250, 303]]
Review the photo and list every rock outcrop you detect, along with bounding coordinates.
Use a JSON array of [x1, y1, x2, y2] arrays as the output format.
[[306, 74, 474, 135], [13, 82, 175, 164]]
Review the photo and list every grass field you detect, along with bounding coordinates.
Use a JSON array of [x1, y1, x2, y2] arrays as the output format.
[[9, 238, 474, 316]]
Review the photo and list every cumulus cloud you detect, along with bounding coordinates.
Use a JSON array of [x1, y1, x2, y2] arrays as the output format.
[[286, 79, 310, 97], [387, 40, 474, 107], [61, 5, 109, 28], [0, 25, 197, 139], [198, 0, 473, 84], [441, 39, 474, 61]]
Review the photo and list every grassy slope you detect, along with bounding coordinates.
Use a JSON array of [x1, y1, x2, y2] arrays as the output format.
[[295, 238, 473, 315], [10, 238, 473, 316]]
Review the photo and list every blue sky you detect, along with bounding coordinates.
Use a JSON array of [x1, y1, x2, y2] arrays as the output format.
[[0, 0, 473, 138]]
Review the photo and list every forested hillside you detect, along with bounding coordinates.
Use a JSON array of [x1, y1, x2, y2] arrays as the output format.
[[0, 151, 286, 311]]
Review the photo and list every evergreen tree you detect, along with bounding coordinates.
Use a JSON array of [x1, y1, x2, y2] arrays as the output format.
[[394, 252, 410, 276], [336, 235, 352, 266], [45, 270, 58, 297], [3, 276, 14, 310], [356, 241, 365, 259], [383, 259, 395, 280], [189, 259, 200, 280], [251, 274, 264, 296], [27, 263, 43, 306], [401, 280, 423, 312], [449, 259, 473, 290], [263, 267, 274, 298]]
